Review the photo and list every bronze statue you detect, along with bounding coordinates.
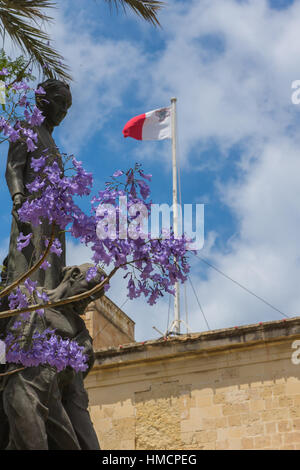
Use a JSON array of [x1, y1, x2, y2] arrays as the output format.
[[5, 79, 72, 289], [1, 263, 102, 450], [1, 80, 101, 450]]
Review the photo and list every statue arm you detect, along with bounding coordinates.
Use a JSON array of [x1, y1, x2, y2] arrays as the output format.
[[5, 140, 28, 200]]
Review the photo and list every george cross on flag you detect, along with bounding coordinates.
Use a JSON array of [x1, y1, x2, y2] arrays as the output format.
[[123, 106, 172, 141]]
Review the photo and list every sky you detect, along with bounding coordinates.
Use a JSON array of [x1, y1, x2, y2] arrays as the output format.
[[1, 0, 300, 342]]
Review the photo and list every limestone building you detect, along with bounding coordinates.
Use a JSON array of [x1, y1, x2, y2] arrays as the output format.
[[83, 296, 135, 350], [84, 301, 300, 450]]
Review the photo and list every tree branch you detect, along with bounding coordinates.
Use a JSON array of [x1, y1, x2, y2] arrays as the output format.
[[0, 366, 25, 377], [0, 255, 147, 320], [0, 266, 118, 320], [0, 222, 55, 298]]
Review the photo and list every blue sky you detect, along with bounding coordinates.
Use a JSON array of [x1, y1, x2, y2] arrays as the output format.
[[2, 0, 300, 341]]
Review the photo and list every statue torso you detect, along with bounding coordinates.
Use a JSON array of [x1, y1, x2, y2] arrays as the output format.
[[23, 124, 64, 194], [43, 307, 86, 340]]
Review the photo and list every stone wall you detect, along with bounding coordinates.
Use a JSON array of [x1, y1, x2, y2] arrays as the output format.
[[85, 317, 300, 450], [83, 296, 135, 350]]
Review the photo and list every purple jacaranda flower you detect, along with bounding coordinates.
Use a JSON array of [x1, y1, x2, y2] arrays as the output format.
[[8, 128, 20, 143], [26, 177, 45, 193], [44, 238, 62, 257], [113, 170, 123, 177], [17, 232, 32, 251], [35, 86, 46, 95], [25, 106, 45, 126], [136, 179, 150, 200], [35, 309, 45, 316], [24, 278, 37, 295], [12, 321, 22, 330], [0, 67, 8, 76], [17, 160, 191, 310], [127, 278, 137, 300], [51, 239, 62, 257], [138, 170, 152, 181], [36, 290, 49, 302], [70, 158, 93, 192], [8, 287, 28, 310], [104, 282, 110, 292], [40, 260, 51, 270], [130, 183, 137, 198], [44, 161, 62, 185], [22, 127, 38, 142], [31, 155, 47, 172], [18, 95, 28, 107], [2, 154, 192, 374], [126, 169, 134, 185], [0, 116, 10, 134], [20, 312, 31, 320], [5, 330, 88, 372], [86, 266, 98, 282], [26, 137, 37, 152], [12, 81, 30, 92]]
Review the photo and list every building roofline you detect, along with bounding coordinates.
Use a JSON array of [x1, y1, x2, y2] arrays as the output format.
[[87, 295, 135, 327], [92, 316, 300, 369]]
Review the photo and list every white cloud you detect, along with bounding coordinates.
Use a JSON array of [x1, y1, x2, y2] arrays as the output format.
[[58, 0, 300, 339], [3, 0, 300, 341], [132, 0, 300, 335], [142, 0, 300, 164], [43, 3, 146, 154]]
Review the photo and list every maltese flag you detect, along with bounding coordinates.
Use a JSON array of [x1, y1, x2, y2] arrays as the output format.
[[123, 106, 172, 141]]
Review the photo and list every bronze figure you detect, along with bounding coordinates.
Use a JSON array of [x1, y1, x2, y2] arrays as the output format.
[[5, 79, 72, 289], [1, 263, 102, 450]]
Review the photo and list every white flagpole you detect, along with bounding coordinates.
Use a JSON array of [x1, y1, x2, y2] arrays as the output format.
[[171, 97, 180, 335]]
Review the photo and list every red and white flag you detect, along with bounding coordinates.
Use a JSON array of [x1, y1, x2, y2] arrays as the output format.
[[123, 107, 172, 141]]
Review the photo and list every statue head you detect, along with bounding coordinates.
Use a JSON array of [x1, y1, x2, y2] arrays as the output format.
[[36, 79, 72, 128], [46, 263, 105, 315]]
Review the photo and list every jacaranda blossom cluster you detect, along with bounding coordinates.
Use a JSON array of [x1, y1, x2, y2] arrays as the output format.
[[0, 54, 46, 152], [17, 160, 191, 306], [0, 54, 193, 374], [5, 328, 88, 372], [2, 157, 192, 372]]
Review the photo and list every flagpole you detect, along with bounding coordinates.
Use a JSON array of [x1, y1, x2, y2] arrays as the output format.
[[171, 97, 180, 335]]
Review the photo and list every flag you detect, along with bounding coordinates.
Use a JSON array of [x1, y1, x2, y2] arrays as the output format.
[[123, 106, 172, 141]]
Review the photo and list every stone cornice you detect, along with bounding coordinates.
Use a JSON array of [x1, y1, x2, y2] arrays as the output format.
[[92, 316, 300, 370]]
